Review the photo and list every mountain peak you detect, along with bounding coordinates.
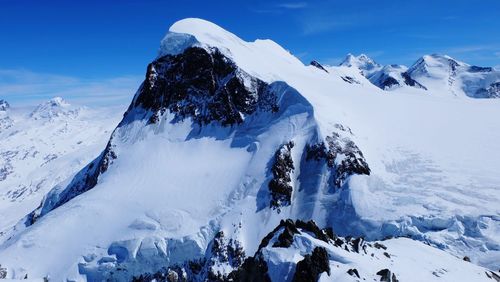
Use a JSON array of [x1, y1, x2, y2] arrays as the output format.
[[407, 53, 467, 79], [47, 97, 70, 107], [158, 18, 241, 58], [339, 53, 381, 75], [30, 97, 75, 120], [0, 99, 10, 111], [418, 53, 466, 67]]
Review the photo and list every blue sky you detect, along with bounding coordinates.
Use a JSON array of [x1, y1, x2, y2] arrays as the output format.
[[1, 0, 499, 105]]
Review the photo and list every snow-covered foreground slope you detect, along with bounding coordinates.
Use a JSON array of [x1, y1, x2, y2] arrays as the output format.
[[0, 19, 499, 281], [0, 98, 122, 232]]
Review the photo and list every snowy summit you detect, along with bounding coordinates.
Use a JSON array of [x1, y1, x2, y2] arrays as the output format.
[[0, 18, 499, 282]]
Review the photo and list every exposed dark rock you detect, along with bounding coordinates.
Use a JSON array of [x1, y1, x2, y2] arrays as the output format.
[[373, 74, 400, 90], [207, 231, 246, 280], [273, 223, 299, 248], [258, 219, 296, 251], [469, 66, 493, 73], [351, 237, 363, 253], [295, 220, 333, 243], [341, 76, 360, 84], [310, 60, 329, 73], [402, 72, 427, 90], [306, 130, 370, 188], [211, 231, 245, 267], [0, 100, 9, 111], [376, 269, 399, 282], [478, 82, 500, 98], [133, 46, 278, 126], [0, 264, 6, 279], [258, 219, 333, 251], [292, 247, 331, 282], [132, 231, 245, 281], [327, 133, 370, 187], [463, 256, 471, 262], [226, 255, 271, 282], [269, 141, 295, 211], [347, 268, 360, 278], [334, 238, 344, 247], [485, 271, 500, 282], [374, 242, 387, 250]]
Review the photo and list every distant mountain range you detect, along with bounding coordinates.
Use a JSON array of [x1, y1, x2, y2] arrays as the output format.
[[331, 53, 500, 98]]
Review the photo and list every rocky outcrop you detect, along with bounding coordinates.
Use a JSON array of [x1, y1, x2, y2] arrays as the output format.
[[0, 100, 9, 111], [401, 72, 427, 90], [476, 82, 500, 98], [269, 141, 295, 211], [310, 61, 328, 73], [469, 66, 493, 73], [378, 74, 401, 89], [376, 268, 399, 282], [306, 125, 370, 188], [132, 46, 278, 126], [292, 247, 330, 282], [341, 76, 360, 84], [131, 231, 246, 282], [347, 268, 360, 278], [207, 231, 246, 280]]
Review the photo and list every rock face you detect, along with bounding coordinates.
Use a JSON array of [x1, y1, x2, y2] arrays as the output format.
[[476, 82, 500, 98], [310, 60, 328, 73], [0, 100, 13, 132], [376, 268, 399, 282], [133, 46, 278, 125], [0, 100, 9, 111], [306, 125, 370, 188], [269, 141, 295, 211], [401, 72, 427, 89], [131, 230, 246, 282], [162, 219, 400, 282], [217, 219, 335, 281], [292, 246, 330, 282]]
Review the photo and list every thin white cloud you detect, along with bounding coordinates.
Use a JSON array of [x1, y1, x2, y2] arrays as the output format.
[[276, 2, 308, 9], [0, 68, 142, 107], [301, 18, 355, 35], [250, 2, 308, 14]]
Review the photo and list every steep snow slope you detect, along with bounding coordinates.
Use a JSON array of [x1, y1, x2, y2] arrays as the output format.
[[0, 98, 122, 232], [0, 18, 499, 280]]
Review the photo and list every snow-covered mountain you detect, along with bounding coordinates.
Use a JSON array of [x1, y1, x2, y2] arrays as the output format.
[[335, 53, 500, 97], [406, 54, 500, 98], [0, 98, 122, 232], [0, 19, 499, 281], [339, 53, 382, 77]]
